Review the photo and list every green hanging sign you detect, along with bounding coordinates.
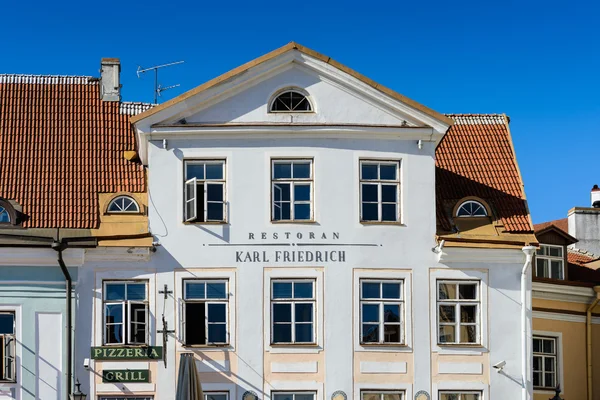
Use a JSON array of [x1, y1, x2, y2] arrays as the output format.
[[91, 346, 163, 360], [102, 369, 150, 383]]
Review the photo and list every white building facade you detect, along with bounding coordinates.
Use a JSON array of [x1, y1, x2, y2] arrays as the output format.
[[80, 43, 536, 400]]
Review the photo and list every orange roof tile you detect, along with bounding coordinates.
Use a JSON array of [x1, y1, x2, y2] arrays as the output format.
[[534, 218, 568, 233], [0, 74, 151, 229], [568, 248, 599, 266], [436, 114, 532, 233]]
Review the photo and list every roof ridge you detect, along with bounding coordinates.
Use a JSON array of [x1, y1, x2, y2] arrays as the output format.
[[447, 114, 508, 125], [0, 74, 96, 84]]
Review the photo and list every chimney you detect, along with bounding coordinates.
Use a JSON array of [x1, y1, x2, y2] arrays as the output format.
[[100, 58, 121, 102], [592, 184, 600, 208]]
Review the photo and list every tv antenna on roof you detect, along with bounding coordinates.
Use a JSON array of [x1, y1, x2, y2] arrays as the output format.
[[137, 60, 184, 104]]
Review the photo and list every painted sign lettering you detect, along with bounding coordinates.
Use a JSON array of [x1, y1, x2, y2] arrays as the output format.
[[102, 369, 150, 383], [235, 250, 346, 263], [91, 346, 163, 360]]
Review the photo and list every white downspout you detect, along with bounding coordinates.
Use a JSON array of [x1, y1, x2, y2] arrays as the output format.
[[521, 246, 536, 400]]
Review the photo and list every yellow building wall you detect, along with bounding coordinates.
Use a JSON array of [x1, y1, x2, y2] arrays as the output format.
[[533, 299, 600, 400], [95, 192, 152, 247]]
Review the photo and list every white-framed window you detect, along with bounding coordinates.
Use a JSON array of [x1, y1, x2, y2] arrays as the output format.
[[439, 392, 481, 400], [535, 245, 564, 280], [269, 90, 313, 112], [533, 336, 558, 389], [99, 397, 154, 400], [360, 160, 401, 222], [271, 280, 315, 344], [181, 280, 229, 346], [437, 281, 480, 345], [0, 312, 16, 382], [272, 392, 316, 400], [184, 160, 226, 223], [107, 195, 140, 213], [360, 280, 403, 344], [205, 392, 229, 400], [103, 281, 149, 345], [361, 391, 405, 400], [271, 159, 313, 221], [456, 200, 487, 217]]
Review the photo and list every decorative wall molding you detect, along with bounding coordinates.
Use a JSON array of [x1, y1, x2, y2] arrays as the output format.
[[532, 282, 595, 303], [438, 362, 483, 375], [271, 362, 318, 373], [0, 248, 84, 266], [195, 359, 230, 373], [360, 361, 407, 374]]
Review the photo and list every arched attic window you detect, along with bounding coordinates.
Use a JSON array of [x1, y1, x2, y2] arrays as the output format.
[[107, 195, 140, 213], [269, 89, 313, 112], [0, 205, 10, 223], [0, 199, 17, 225], [456, 200, 488, 218]]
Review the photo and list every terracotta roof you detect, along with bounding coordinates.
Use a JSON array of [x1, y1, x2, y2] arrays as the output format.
[[436, 114, 533, 233], [568, 248, 599, 266], [534, 218, 568, 233], [0, 74, 151, 229], [131, 42, 454, 127]]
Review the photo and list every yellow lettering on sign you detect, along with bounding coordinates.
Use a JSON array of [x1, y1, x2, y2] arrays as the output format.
[[135, 348, 143, 358], [126, 348, 133, 358], [150, 348, 159, 358]]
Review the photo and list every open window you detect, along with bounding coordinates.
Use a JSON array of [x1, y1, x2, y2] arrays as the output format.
[[0, 312, 16, 382], [181, 280, 229, 346], [184, 160, 226, 223], [103, 281, 149, 345]]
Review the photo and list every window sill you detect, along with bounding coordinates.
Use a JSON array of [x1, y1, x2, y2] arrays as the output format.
[[437, 343, 482, 347], [270, 343, 318, 347], [183, 344, 230, 348], [271, 220, 318, 224], [100, 344, 151, 347], [183, 221, 228, 225], [360, 221, 405, 226], [360, 342, 407, 347]]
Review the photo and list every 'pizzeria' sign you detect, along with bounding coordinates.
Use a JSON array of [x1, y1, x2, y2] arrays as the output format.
[[91, 346, 163, 360]]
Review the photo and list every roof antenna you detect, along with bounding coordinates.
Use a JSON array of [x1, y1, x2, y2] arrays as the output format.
[[137, 61, 184, 104]]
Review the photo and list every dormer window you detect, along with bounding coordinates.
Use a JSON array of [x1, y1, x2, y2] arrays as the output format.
[[456, 200, 488, 218], [269, 89, 313, 112], [0, 199, 16, 225], [107, 195, 140, 213], [535, 245, 564, 280]]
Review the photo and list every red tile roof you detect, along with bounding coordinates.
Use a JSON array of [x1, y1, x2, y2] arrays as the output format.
[[436, 114, 532, 233], [568, 248, 599, 266], [0, 74, 151, 229], [534, 218, 568, 233]]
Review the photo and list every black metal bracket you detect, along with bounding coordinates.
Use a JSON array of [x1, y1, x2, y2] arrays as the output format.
[[158, 284, 173, 300]]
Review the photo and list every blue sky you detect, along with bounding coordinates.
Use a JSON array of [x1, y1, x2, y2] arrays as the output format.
[[2, 0, 598, 224]]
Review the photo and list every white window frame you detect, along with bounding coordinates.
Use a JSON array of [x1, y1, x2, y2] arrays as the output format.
[[271, 159, 314, 222], [181, 279, 230, 346], [175, 269, 236, 352], [535, 244, 564, 280], [354, 384, 412, 400], [455, 200, 488, 218], [438, 391, 482, 400], [107, 195, 140, 213], [0, 305, 20, 400], [271, 392, 317, 400], [360, 391, 405, 400], [430, 269, 488, 353], [354, 269, 412, 352], [264, 268, 323, 353], [432, 382, 488, 400], [359, 280, 404, 345], [268, 89, 314, 113], [94, 271, 155, 347], [205, 391, 230, 400], [102, 281, 149, 346], [359, 160, 401, 223], [436, 280, 481, 345], [184, 159, 227, 223], [270, 279, 316, 345], [532, 331, 564, 394], [0, 312, 16, 383]]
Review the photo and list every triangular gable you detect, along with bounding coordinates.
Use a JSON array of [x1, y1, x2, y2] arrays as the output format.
[[132, 42, 452, 133]]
